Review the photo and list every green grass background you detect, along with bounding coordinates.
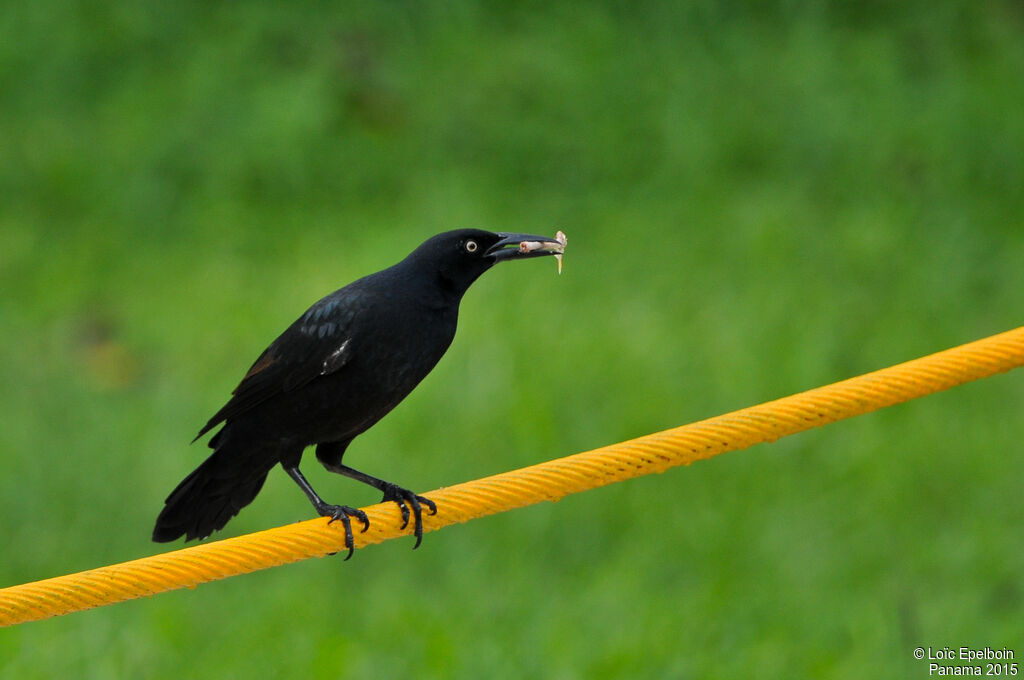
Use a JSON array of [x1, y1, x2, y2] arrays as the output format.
[[2, 1, 1023, 677]]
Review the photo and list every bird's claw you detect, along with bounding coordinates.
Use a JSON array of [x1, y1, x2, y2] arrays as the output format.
[[381, 484, 437, 549], [318, 504, 369, 560]]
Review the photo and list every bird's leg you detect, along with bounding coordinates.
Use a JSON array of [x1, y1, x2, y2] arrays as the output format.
[[283, 464, 368, 560], [321, 463, 437, 549]]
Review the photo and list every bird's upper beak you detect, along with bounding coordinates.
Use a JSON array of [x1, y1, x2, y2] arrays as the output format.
[[485, 232, 567, 262]]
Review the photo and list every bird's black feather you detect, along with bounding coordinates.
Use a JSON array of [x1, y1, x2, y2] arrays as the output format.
[[193, 288, 369, 441]]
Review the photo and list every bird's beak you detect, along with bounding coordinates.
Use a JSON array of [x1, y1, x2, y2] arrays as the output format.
[[486, 232, 566, 262]]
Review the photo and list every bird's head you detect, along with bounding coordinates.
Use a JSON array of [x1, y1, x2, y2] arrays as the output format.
[[406, 229, 566, 298]]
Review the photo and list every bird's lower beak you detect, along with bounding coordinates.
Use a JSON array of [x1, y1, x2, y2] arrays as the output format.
[[486, 232, 567, 262]]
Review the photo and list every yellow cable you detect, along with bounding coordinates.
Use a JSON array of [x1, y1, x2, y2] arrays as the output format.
[[2, 326, 1023, 627]]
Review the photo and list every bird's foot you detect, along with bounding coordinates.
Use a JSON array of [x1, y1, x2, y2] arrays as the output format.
[[316, 503, 369, 560], [380, 484, 437, 549]]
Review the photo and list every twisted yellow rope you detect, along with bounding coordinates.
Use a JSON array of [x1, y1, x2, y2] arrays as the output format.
[[3, 326, 1023, 627]]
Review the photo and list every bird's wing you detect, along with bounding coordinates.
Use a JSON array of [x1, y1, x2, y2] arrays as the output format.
[[193, 291, 365, 440]]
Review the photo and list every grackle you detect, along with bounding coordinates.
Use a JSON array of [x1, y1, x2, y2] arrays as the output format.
[[153, 230, 564, 558]]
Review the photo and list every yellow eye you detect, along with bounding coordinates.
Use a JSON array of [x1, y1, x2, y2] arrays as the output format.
[[465, 240, 479, 253]]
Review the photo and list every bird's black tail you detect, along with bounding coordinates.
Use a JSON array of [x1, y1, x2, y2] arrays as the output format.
[[152, 429, 275, 543]]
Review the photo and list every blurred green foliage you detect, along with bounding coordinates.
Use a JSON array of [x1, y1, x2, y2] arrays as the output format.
[[2, 1, 1023, 677]]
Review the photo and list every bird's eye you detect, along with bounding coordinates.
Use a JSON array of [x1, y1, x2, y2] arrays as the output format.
[[464, 240, 479, 254]]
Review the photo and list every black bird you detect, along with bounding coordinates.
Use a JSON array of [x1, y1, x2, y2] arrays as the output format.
[[153, 229, 564, 557]]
